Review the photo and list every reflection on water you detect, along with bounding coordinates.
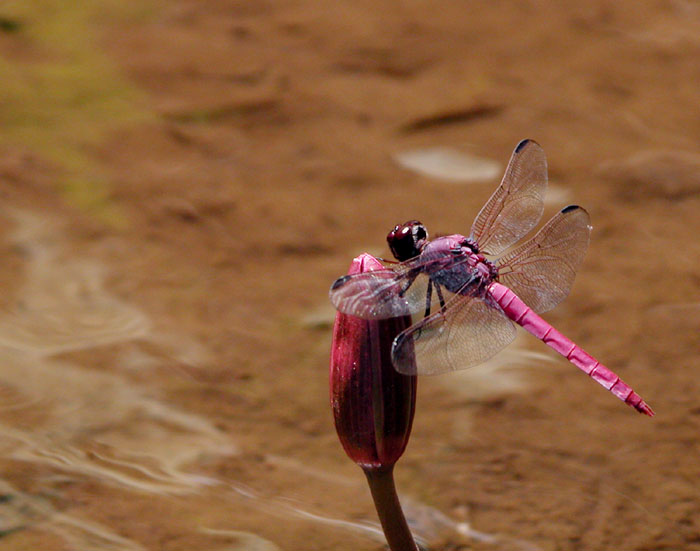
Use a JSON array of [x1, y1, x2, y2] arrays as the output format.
[[200, 528, 282, 551], [224, 455, 542, 551], [0, 478, 147, 550], [0, 211, 236, 548], [394, 147, 502, 182], [0, 210, 541, 550]]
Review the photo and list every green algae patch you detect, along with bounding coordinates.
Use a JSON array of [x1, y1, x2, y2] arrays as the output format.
[[0, 2, 156, 226]]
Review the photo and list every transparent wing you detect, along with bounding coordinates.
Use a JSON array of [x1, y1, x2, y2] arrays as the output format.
[[392, 292, 517, 376], [329, 249, 471, 320], [329, 266, 431, 319], [470, 139, 548, 256], [496, 205, 591, 314]]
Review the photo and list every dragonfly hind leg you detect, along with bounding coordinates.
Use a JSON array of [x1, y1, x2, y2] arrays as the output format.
[[424, 279, 433, 318], [423, 278, 448, 318], [435, 283, 447, 311]]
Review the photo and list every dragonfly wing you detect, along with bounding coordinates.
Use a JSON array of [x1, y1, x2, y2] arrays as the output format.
[[496, 205, 591, 313], [470, 139, 548, 256], [392, 293, 517, 375], [330, 268, 432, 320]]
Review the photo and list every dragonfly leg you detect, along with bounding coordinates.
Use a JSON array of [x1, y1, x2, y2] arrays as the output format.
[[435, 283, 447, 312], [397, 272, 419, 298], [423, 278, 433, 318]]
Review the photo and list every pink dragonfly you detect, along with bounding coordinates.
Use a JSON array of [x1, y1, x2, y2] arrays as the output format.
[[330, 139, 653, 416]]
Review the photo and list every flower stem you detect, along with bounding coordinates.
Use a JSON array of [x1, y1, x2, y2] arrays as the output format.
[[363, 465, 419, 551]]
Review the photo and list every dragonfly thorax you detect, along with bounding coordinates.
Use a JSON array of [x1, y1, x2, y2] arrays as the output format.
[[422, 235, 496, 295]]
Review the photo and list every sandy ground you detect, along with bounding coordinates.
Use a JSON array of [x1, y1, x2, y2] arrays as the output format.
[[0, 2, 699, 550]]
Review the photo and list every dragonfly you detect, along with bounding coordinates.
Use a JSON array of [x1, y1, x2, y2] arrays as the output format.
[[330, 139, 653, 416]]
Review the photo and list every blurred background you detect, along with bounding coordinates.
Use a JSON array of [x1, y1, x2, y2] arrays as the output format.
[[0, 1, 698, 550]]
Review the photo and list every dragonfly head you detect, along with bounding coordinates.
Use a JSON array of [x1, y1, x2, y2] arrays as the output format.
[[387, 220, 429, 261]]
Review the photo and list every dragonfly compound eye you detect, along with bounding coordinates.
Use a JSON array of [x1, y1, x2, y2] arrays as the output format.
[[387, 220, 428, 261]]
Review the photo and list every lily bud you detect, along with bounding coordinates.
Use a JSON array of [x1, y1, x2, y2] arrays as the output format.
[[329, 253, 417, 469]]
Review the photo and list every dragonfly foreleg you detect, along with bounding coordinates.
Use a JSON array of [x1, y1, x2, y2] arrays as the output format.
[[397, 271, 419, 298]]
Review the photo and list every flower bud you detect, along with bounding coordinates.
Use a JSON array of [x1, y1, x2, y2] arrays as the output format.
[[329, 253, 417, 469]]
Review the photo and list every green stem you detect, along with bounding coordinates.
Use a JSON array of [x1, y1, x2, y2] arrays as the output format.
[[363, 465, 419, 551]]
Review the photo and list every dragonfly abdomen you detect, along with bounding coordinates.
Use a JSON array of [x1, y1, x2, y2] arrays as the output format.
[[488, 282, 654, 416]]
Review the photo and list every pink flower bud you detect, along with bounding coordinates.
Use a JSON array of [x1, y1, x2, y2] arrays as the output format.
[[329, 253, 417, 469]]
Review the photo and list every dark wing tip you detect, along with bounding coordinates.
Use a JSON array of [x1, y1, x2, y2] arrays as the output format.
[[561, 204, 581, 214], [330, 275, 350, 291], [514, 138, 541, 153]]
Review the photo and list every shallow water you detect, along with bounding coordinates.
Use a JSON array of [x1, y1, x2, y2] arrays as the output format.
[[0, 2, 699, 550], [0, 208, 550, 550]]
